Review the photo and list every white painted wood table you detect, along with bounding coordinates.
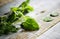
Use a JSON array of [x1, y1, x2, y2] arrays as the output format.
[[0, 0, 60, 39], [37, 22, 60, 39]]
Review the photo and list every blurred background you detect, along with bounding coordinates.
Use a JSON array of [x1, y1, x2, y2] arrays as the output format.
[[0, 0, 60, 39]]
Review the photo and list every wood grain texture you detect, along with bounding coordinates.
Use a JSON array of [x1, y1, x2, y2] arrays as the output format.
[[0, 0, 13, 6], [0, 0, 60, 39], [37, 22, 60, 39]]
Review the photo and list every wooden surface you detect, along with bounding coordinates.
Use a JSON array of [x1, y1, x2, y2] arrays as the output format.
[[37, 22, 60, 39], [0, 0, 13, 6], [0, 0, 60, 39]]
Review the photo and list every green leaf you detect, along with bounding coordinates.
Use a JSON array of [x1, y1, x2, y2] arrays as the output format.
[[43, 17, 53, 22], [21, 16, 39, 31], [19, 0, 30, 7], [0, 22, 19, 35], [23, 5, 34, 14], [7, 12, 16, 23]]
